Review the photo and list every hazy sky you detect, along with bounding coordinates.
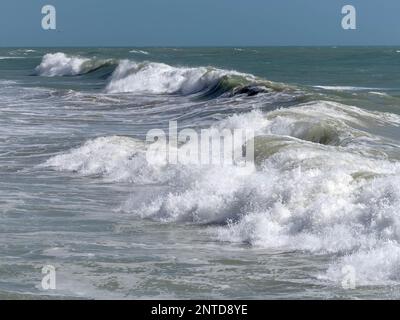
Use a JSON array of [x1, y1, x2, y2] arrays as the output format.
[[0, 0, 399, 47]]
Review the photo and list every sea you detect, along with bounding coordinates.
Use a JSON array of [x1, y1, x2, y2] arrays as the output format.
[[1, 47, 400, 299]]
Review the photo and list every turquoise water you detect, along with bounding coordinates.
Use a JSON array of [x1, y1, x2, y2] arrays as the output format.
[[1, 47, 400, 299]]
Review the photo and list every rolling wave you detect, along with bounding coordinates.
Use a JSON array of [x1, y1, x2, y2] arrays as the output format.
[[129, 49, 150, 55], [34, 52, 291, 99], [35, 52, 117, 77], [105, 60, 289, 97]]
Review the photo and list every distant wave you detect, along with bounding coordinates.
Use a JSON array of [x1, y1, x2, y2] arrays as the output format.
[[105, 60, 288, 97], [314, 85, 381, 91], [9, 49, 37, 55], [35, 53, 117, 77], [0, 56, 26, 60], [33, 53, 289, 97], [129, 49, 150, 55]]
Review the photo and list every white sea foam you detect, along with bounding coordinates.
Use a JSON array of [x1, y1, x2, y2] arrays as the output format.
[[43, 101, 400, 286], [35, 53, 91, 76], [43, 136, 152, 183], [35, 52, 114, 77], [0, 80, 17, 86]]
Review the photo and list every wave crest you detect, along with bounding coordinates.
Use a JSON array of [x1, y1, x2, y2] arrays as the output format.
[[35, 52, 116, 77], [105, 60, 286, 97]]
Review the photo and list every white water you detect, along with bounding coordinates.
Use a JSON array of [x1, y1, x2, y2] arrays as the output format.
[[35, 53, 91, 76], [43, 100, 400, 287]]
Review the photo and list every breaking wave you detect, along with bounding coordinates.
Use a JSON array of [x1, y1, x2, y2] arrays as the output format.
[[129, 49, 150, 55], [35, 52, 116, 77], [43, 99, 400, 286], [105, 60, 288, 97], [34, 53, 289, 98]]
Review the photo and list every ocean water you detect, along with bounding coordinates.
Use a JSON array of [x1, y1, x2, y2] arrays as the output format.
[[1, 47, 400, 299]]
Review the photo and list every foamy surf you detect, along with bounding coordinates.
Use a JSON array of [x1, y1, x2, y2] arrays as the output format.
[[42, 99, 400, 286]]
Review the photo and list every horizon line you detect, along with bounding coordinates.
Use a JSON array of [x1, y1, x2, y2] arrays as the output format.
[[1, 45, 400, 48]]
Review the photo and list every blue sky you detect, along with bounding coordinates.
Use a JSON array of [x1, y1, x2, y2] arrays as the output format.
[[0, 0, 399, 46]]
